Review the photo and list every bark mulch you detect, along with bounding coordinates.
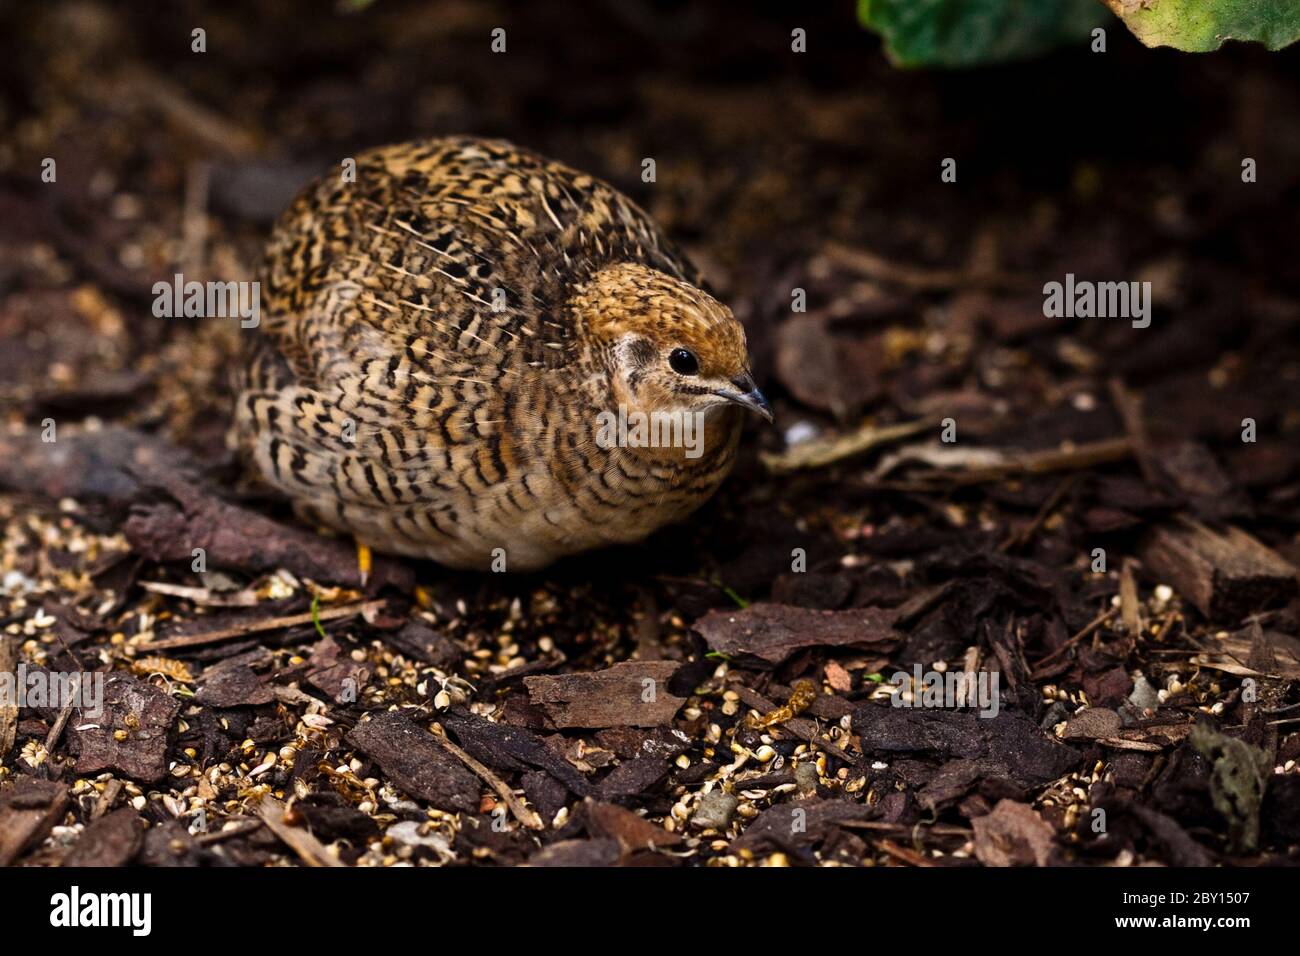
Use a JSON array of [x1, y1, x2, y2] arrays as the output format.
[[1, 1, 1298, 866]]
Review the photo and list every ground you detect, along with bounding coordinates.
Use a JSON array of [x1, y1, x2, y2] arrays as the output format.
[[0, 1, 1298, 867]]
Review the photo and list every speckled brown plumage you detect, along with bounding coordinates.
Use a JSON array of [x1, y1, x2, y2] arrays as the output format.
[[232, 136, 768, 571]]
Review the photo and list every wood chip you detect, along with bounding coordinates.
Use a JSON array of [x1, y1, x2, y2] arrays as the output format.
[[0, 779, 69, 866], [1119, 556, 1141, 638], [1138, 519, 1298, 621], [61, 807, 144, 867], [255, 796, 343, 867], [584, 799, 682, 851], [972, 799, 1055, 867], [345, 710, 481, 813], [524, 661, 685, 728], [69, 673, 181, 783], [0, 636, 17, 756], [694, 603, 901, 666]]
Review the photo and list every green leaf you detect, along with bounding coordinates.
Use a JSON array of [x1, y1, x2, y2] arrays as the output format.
[[857, 0, 1106, 67], [310, 592, 328, 641], [1102, 0, 1300, 52], [716, 582, 749, 609]]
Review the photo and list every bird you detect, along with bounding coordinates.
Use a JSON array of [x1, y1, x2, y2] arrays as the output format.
[[231, 136, 771, 572]]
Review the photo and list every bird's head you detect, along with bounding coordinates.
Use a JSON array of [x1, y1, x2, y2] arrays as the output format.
[[571, 263, 772, 434]]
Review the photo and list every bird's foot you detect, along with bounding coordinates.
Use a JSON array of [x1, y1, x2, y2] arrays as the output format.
[[356, 540, 372, 588]]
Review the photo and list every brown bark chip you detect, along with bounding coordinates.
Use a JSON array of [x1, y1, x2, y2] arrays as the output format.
[[853, 704, 1079, 789], [345, 710, 481, 812], [195, 659, 274, 707], [62, 807, 145, 867], [305, 636, 371, 703], [526, 838, 622, 867], [524, 661, 685, 728], [972, 799, 1056, 867], [693, 603, 902, 666], [734, 798, 875, 852], [70, 674, 181, 783], [441, 710, 593, 796], [0, 779, 69, 866], [124, 467, 412, 591], [583, 799, 683, 851], [1139, 520, 1298, 621], [381, 620, 462, 669]]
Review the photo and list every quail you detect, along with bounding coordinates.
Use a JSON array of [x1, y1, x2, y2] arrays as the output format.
[[232, 137, 770, 571]]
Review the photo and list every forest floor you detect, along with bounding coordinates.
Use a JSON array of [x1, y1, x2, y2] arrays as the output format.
[[1, 1, 1298, 867]]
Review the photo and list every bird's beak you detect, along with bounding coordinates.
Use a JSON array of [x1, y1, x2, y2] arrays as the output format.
[[716, 373, 774, 423]]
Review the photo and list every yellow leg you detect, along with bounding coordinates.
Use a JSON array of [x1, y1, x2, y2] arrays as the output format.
[[356, 540, 372, 588]]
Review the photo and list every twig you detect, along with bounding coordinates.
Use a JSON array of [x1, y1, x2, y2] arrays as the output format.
[[195, 818, 263, 846], [179, 160, 211, 280], [255, 796, 343, 867], [1118, 557, 1141, 645], [867, 436, 1133, 491], [943, 436, 1133, 484], [117, 66, 260, 158], [875, 838, 935, 867], [1030, 606, 1120, 678], [761, 417, 934, 474], [0, 637, 17, 755], [839, 819, 973, 838], [137, 600, 384, 651], [429, 729, 544, 830], [823, 242, 1031, 293], [999, 475, 1078, 552], [90, 779, 124, 821], [140, 580, 260, 607], [43, 673, 82, 753], [1108, 378, 1161, 487]]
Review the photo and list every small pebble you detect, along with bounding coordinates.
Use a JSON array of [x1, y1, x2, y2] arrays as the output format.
[[691, 790, 739, 830]]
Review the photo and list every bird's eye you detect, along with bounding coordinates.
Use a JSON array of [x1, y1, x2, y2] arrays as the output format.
[[668, 347, 699, 376]]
